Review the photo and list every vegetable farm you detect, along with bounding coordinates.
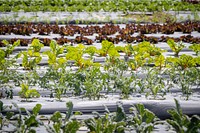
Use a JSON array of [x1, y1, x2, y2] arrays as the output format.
[[0, 0, 200, 132]]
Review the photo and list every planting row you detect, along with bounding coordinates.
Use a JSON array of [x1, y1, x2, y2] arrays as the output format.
[[1, 100, 199, 133], [0, 39, 200, 101], [1, 34, 200, 46], [1, 23, 200, 46], [1, 22, 200, 35], [0, 0, 200, 12]]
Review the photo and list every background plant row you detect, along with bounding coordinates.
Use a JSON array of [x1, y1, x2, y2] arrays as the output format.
[[0, 0, 200, 12]]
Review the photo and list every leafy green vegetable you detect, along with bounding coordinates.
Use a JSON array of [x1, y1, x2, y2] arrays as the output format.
[[18, 83, 40, 100], [167, 39, 185, 57], [189, 43, 200, 56], [167, 99, 200, 133]]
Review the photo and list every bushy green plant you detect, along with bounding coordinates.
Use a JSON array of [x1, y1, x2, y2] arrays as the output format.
[[19, 50, 42, 70], [167, 54, 197, 70], [167, 39, 185, 57], [12, 102, 43, 133], [97, 40, 118, 57], [66, 44, 99, 68], [30, 39, 44, 52], [18, 83, 40, 101]]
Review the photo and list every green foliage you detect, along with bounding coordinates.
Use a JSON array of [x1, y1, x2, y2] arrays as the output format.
[[85, 102, 126, 133], [11, 102, 42, 133], [19, 50, 42, 70], [97, 40, 119, 57], [44, 40, 66, 69], [66, 44, 98, 68], [154, 54, 166, 70], [84, 46, 97, 58], [167, 99, 200, 133], [128, 104, 158, 133], [189, 43, 200, 56], [167, 39, 185, 57], [1, 40, 20, 57], [46, 101, 80, 133], [167, 54, 197, 70], [0, 0, 200, 12], [83, 67, 104, 100], [0, 49, 6, 70], [30, 39, 44, 52], [127, 41, 165, 70], [18, 83, 40, 100]]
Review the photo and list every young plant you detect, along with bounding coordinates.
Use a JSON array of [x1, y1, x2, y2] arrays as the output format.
[[0, 101, 13, 130], [167, 54, 197, 70], [138, 68, 166, 99], [174, 68, 198, 100], [167, 39, 185, 57], [114, 76, 135, 99], [167, 99, 200, 133], [45, 101, 80, 133], [19, 49, 42, 70], [66, 44, 96, 68], [84, 46, 97, 59], [84, 102, 126, 133], [44, 40, 66, 70], [154, 54, 166, 70], [97, 40, 116, 57], [83, 67, 103, 100], [1, 40, 20, 57], [18, 83, 40, 101], [12, 102, 43, 133], [30, 38, 44, 52], [189, 43, 200, 56], [128, 104, 159, 133]]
